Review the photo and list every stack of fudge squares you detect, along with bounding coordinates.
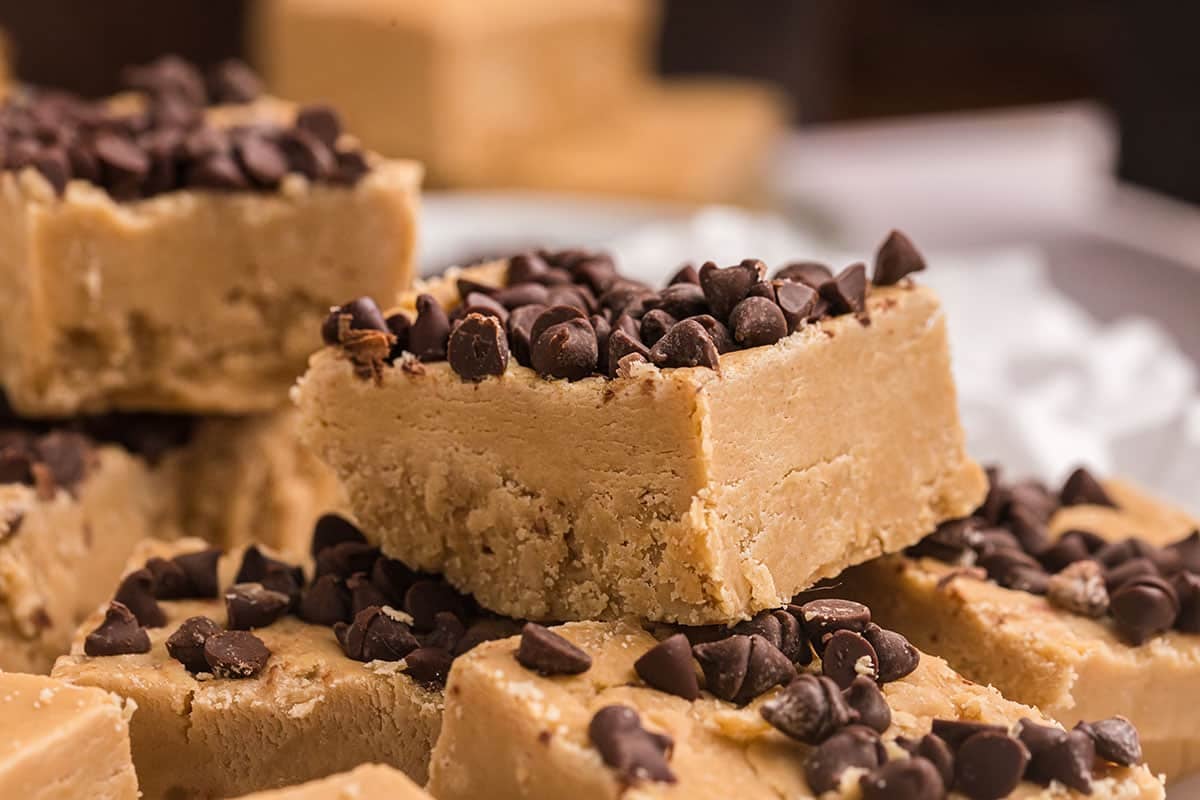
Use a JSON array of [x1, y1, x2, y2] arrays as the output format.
[[2, 55, 1197, 800]]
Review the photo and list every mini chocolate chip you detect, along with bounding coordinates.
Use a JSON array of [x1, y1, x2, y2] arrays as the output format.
[[1060, 467, 1116, 507], [166, 616, 222, 672], [873, 230, 926, 286], [516, 622, 592, 675], [655, 283, 708, 319], [735, 609, 812, 665], [822, 630, 878, 689], [296, 105, 342, 149], [931, 720, 1008, 751], [601, 328, 649, 378], [455, 617, 524, 656], [862, 624, 920, 683], [639, 309, 677, 347], [204, 630, 270, 678], [805, 725, 886, 794], [588, 705, 676, 785], [493, 282, 549, 309], [843, 675, 890, 733], [819, 263, 868, 315], [1104, 556, 1159, 592], [347, 572, 389, 615], [571, 258, 619, 295], [225, 582, 290, 630], [1046, 560, 1110, 617], [728, 296, 788, 347], [84, 602, 151, 657], [404, 580, 468, 631], [692, 634, 794, 706], [774, 280, 821, 332], [207, 58, 262, 103], [649, 319, 720, 370], [311, 513, 367, 558], [145, 557, 191, 600], [188, 152, 249, 190], [634, 634, 699, 700], [698, 259, 764, 321], [1174, 572, 1200, 633], [798, 599, 872, 648], [861, 758, 945, 800], [954, 731, 1030, 800], [906, 517, 979, 562], [506, 303, 548, 367], [529, 305, 588, 346], [1027, 727, 1094, 793], [1110, 574, 1180, 645], [685, 314, 736, 354], [456, 277, 496, 299], [114, 568, 167, 628], [1016, 718, 1067, 757], [337, 605, 420, 662], [279, 127, 335, 179], [1079, 717, 1142, 766], [532, 318, 598, 381], [902, 734, 956, 786], [409, 294, 451, 361], [760, 673, 855, 744], [385, 312, 411, 357], [668, 264, 700, 285], [422, 611, 466, 652], [449, 313, 510, 381], [404, 646, 454, 688], [235, 133, 287, 188], [545, 285, 594, 313], [235, 546, 304, 604], [508, 252, 550, 284], [773, 260, 833, 288], [299, 574, 352, 626], [322, 297, 389, 345], [462, 292, 509, 323], [171, 548, 220, 598]]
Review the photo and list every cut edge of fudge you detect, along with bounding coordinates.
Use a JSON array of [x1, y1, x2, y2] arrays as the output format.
[[226, 763, 431, 799]]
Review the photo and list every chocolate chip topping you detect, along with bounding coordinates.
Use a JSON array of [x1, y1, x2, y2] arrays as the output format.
[[774, 260, 833, 287], [775, 280, 821, 332], [760, 673, 855, 744], [321, 297, 389, 346], [843, 675, 891, 733], [1079, 716, 1143, 766], [900, 734, 955, 786], [930, 720, 1008, 750], [668, 264, 700, 286], [1025, 727, 1094, 793], [84, 602, 151, 657], [113, 568, 167, 628], [953, 731, 1030, 800], [208, 59, 262, 104], [588, 705, 676, 786], [225, 582, 291, 630], [860, 758, 945, 800], [403, 646, 454, 688], [1110, 574, 1180, 644], [634, 633, 699, 700], [649, 319, 720, 370], [729, 296, 788, 347], [822, 629, 879, 689], [862, 623, 920, 682], [638, 309, 677, 347], [531, 318, 598, 381], [692, 634, 794, 705], [1060, 467, 1117, 507], [699, 259, 764, 321], [515, 623, 593, 676], [448, 313, 510, 381], [798, 598, 872, 647], [144, 557, 191, 600], [734, 609, 812, 665], [872, 230, 927, 286], [310, 513, 367, 558], [299, 574, 353, 626], [235, 546, 304, 605], [819, 263, 868, 315], [336, 605, 420, 663], [805, 725, 886, 794], [166, 615, 222, 672], [204, 630, 270, 678], [409, 294, 452, 362], [171, 548, 221, 599]]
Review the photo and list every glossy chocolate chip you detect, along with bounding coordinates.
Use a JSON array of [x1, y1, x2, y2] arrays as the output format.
[[530, 305, 588, 346], [805, 725, 886, 794], [634, 634, 699, 700], [862, 624, 920, 683], [901, 734, 956, 786], [515, 623, 592, 676], [422, 611, 466, 653], [588, 705, 676, 785], [698, 259, 764, 321], [667, 264, 700, 285], [930, 720, 1008, 751], [872, 230, 926, 286], [409, 294, 451, 362], [506, 303, 548, 367], [225, 582, 290, 630], [729, 296, 788, 347], [322, 297, 389, 345], [144, 557, 191, 600], [403, 580, 468, 631], [649, 319, 720, 370], [819, 263, 868, 315], [166, 615, 222, 672], [299, 574, 352, 626], [449, 313, 510, 381], [455, 617, 523, 656], [760, 673, 855, 744], [403, 646, 454, 688], [84, 602, 151, 657], [655, 283, 708, 318], [1079, 717, 1143, 766], [113, 568, 167, 628], [953, 731, 1029, 800], [797, 599, 872, 647], [860, 758, 945, 800], [639, 309, 677, 347], [1110, 574, 1180, 644], [531, 318, 598, 381], [773, 260, 832, 288], [336, 605, 420, 662], [310, 513, 367, 558], [734, 609, 812, 665], [204, 630, 270, 678], [775, 280, 821, 332], [843, 675, 891, 733], [822, 629, 879, 689], [692, 634, 794, 706], [1026, 727, 1094, 793], [347, 572, 388, 616], [507, 252, 550, 284], [462, 292, 509, 323], [295, 105, 342, 149], [235, 547, 303, 605], [1104, 556, 1159, 593], [171, 548, 220, 599]]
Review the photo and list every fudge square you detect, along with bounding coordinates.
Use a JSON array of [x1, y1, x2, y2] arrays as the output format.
[[839, 472, 1200, 780], [428, 618, 1163, 799], [229, 764, 431, 799], [296, 238, 986, 625], [251, 0, 655, 185], [0, 672, 139, 800], [0, 59, 420, 417]]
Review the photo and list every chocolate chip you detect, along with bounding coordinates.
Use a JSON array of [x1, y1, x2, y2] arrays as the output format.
[[760, 673, 855, 744], [494, 283, 549, 310], [698, 259, 764, 321], [422, 611, 466, 652], [1168, 530, 1200, 573], [819, 263, 868, 315], [746, 280, 776, 303], [532, 318, 598, 381], [930, 720, 1008, 750], [403, 646, 454, 688], [336, 605, 419, 662], [347, 572, 389, 616], [204, 630, 270, 678], [166, 615, 222, 672], [728, 296, 788, 347], [872, 230, 926, 286], [862, 624, 920, 683], [774, 260, 833, 288], [93, 132, 149, 197], [649, 319, 720, 370], [507, 252, 550, 284], [32, 147, 70, 194], [207, 58, 262, 103], [84, 602, 151, 657], [1173, 572, 1200, 633], [805, 725, 886, 794], [668, 264, 700, 285], [843, 675, 890, 733], [235, 133, 287, 188], [123, 55, 206, 105], [529, 305, 587, 346], [504, 303, 547, 367], [408, 294, 451, 361], [1079, 717, 1142, 766], [639, 309, 677, 347], [311, 513, 367, 558], [1006, 503, 1050, 555], [34, 430, 92, 490], [685, 314, 736, 354], [900, 734, 955, 786], [1038, 531, 1096, 572], [570, 256, 619, 295], [322, 297, 390, 345], [171, 548, 220, 599], [774, 280, 821, 332], [1046, 560, 1110, 617], [462, 292, 509, 323], [734, 609, 812, 665], [455, 617, 523, 656], [225, 582, 290, 630], [692, 633, 794, 705], [588, 705, 676, 786], [1110, 574, 1180, 644], [1008, 479, 1060, 523], [404, 580, 468, 631], [515, 622, 592, 676], [113, 568, 167, 628], [860, 758, 945, 800], [296, 105, 342, 149], [299, 574, 352, 626], [1060, 467, 1116, 507], [449, 313, 510, 381], [188, 152, 249, 190], [1026, 727, 1093, 793], [235, 546, 304, 604], [279, 127, 334, 180], [145, 557, 191, 600], [978, 548, 1048, 594], [634, 634, 699, 700], [1105, 556, 1159, 593], [822, 629, 879, 689], [953, 731, 1030, 800], [370, 557, 422, 606], [649, 284, 704, 321], [797, 599, 872, 648]]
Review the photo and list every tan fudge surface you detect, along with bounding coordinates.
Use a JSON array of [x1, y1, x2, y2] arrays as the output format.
[[51, 539, 443, 800], [252, 0, 655, 186], [427, 621, 1162, 800], [0, 672, 139, 800], [0, 446, 165, 673], [157, 409, 346, 557], [471, 79, 787, 205], [838, 480, 1200, 780], [228, 764, 431, 799], [295, 263, 985, 625], [0, 156, 420, 416]]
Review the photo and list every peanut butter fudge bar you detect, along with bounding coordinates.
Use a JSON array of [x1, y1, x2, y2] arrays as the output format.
[[296, 234, 986, 624], [428, 607, 1162, 799], [229, 764, 431, 799], [0, 672, 139, 800], [53, 527, 524, 799], [0, 57, 420, 416], [839, 470, 1200, 780], [252, 0, 655, 185]]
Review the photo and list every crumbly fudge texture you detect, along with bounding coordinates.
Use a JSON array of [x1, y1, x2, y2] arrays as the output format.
[[0, 672, 139, 800], [252, 0, 655, 185], [0, 439, 165, 673], [471, 79, 787, 205], [838, 479, 1200, 780], [228, 764, 431, 799], [428, 621, 1162, 800], [52, 539, 445, 799], [296, 261, 985, 624]]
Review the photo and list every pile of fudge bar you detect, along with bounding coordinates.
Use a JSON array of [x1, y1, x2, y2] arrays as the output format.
[[1, 55, 1195, 800]]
